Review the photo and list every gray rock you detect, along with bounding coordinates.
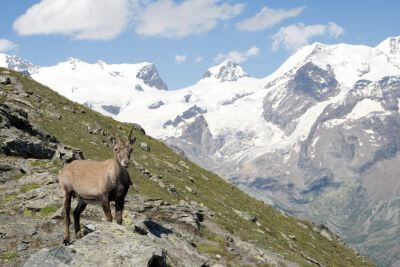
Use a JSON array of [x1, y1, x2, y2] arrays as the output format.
[[132, 123, 146, 135], [26, 200, 48, 212], [50, 207, 64, 220], [53, 145, 84, 163], [167, 185, 177, 195], [263, 62, 339, 133], [185, 186, 196, 194], [82, 224, 96, 235], [148, 101, 165, 110], [184, 94, 191, 103], [140, 142, 150, 151], [135, 84, 144, 92], [202, 60, 249, 82], [17, 242, 30, 252], [24, 222, 205, 267], [0, 103, 59, 159], [0, 75, 11, 85], [164, 105, 207, 128], [136, 64, 168, 90], [101, 104, 121, 115], [3, 54, 38, 75], [168, 144, 188, 160], [23, 246, 72, 267], [221, 92, 253, 106]]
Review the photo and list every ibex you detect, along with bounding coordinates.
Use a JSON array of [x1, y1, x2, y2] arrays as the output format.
[[58, 126, 136, 245]]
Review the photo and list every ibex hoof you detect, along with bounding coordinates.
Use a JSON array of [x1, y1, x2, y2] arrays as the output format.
[[75, 231, 84, 239], [63, 239, 70, 246]]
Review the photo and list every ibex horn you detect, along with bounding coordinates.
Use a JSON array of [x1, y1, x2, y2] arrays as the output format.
[[128, 124, 135, 140]]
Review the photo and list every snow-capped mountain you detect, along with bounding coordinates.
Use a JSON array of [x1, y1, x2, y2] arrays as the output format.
[[1, 37, 400, 266], [0, 53, 168, 118], [31, 58, 167, 117], [202, 59, 249, 82], [0, 53, 38, 75]]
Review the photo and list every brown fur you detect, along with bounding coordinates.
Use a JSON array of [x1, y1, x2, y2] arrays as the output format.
[[58, 129, 135, 245]]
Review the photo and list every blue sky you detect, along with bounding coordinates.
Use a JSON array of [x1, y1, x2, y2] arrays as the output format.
[[0, 0, 399, 89]]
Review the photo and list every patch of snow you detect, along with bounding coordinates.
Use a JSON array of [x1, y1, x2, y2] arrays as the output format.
[[347, 99, 385, 120]]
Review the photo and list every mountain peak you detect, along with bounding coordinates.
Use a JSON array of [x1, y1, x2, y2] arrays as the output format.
[[202, 59, 249, 82], [0, 53, 38, 75], [376, 36, 400, 54], [66, 57, 82, 63], [136, 62, 168, 90]]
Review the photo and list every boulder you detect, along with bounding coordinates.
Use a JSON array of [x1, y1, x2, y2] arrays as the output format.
[[0, 102, 83, 161], [23, 222, 205, 267], [23, 246, 72, 267], [140, 142, 150, 151], [0, 75, 11, 85], [53, 145, 84, 163], [132, 123, 146, 135]]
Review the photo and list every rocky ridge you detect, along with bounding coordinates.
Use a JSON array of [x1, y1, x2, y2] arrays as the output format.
[[0, 69, 371, 266]]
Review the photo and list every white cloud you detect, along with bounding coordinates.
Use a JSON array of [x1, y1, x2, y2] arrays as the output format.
[[195, 56, 203, 63], [0, 39, 18, 53], [214, 46, 260, 63], [13, 0, 244, 40], [135, 0, 244, 38], [272, 22, 344, 52], [236, 6, 304, 32], [13, 0, 134, 40], [175, 54, 187, 64]]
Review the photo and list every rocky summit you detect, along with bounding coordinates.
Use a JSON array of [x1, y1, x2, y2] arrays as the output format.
[[0, 69, 373, 266]]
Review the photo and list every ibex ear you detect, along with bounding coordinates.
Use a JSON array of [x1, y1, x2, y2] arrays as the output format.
[[110, 137, 116, 146], [130, 137, 136, 145]]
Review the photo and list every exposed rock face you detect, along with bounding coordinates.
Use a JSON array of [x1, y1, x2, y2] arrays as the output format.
[[160, 55, 400, 265], [0, 103, 58, 159], [136, 64, 168, 90], [233, 75, 400, 266], [23, 223, 177, 267], [263, 62, 339, 134], [148, 101, 165, 110], [203, 60, 249, 82], [0, 75, 11, 85], [101, 104, 121, 115], [0, 67, 372, 267], [53, 145, 84, 163], [0, 103, 83, 161], [132, 123, 146, 135], [0, 54, 39, 75], [164, 105, 207, 128]]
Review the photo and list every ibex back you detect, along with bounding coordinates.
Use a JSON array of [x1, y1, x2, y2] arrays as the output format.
[[58, 125, 136, 245]]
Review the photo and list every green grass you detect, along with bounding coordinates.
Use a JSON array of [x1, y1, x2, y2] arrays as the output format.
[[20, 183, 40, 193], [4, 194, 17, 202], [200, 227, 227, 244], [197, 243, 227, 255], [0, 68, 375, 267], [1, 252, 17, 261], [15, 173, 26, 179], [31, 160, 48, 167], [23, 209, 34, 217], [40, 204, 59, 216]]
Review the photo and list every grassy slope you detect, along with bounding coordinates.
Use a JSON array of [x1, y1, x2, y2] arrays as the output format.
[[1, 68, 374, 266]]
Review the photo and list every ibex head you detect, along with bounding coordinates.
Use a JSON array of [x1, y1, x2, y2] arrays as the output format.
[[112, 125, 136, 168]]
